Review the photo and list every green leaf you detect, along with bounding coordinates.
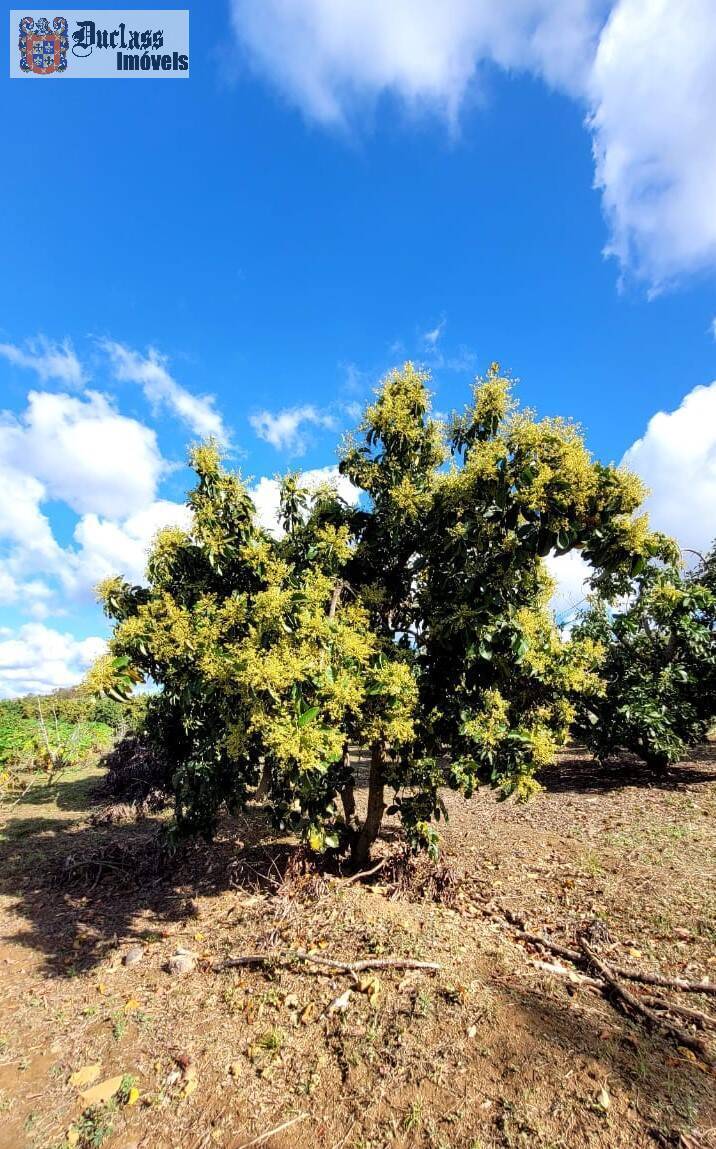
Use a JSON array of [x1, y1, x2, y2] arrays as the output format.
[[297, 706, 319, 727]]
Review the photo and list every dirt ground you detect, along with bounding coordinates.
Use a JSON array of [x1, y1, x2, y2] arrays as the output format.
[[1, 745, 715, 1149]]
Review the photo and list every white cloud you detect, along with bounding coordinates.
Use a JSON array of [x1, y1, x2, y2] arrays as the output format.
[[590, 0, 716, 289], [0, 389, 173, 616], [0, 467, 62, 570], [423, 320, 446, 348], [102, 340, 228, 443], [0, 623, 106, 699], [1, 389, 165, 518], [251, 465, 360, 534], [72, 500, 193, 588], [0, 336, 85, 387], [621, 379, 716, 554], [230, 0, 716, 288], [230, 0, 601, 124], [0, 571, 54, 620], [545, 550, 593, 621], [250, 405, 337, 454], [549, 378, 716, 609]]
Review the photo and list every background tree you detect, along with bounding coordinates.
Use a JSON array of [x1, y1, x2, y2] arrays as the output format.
[[571, 544, 716, 768], [92, 364, 667, 864]]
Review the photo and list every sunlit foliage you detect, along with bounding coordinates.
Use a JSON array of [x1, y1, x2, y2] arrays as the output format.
[[572, 546, 716, 767], [94, 363, 666, 862]]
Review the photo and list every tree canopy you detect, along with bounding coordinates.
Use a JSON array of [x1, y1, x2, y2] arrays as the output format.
[[90, 363, 680, 864]]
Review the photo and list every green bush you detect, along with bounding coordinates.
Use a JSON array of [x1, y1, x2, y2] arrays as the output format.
[[571, 548, 716, 767], [0, 684, 143, 772]]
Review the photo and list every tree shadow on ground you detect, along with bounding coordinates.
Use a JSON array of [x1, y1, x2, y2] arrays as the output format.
[[538, 742, 716, 795], [3, 742, 715, 984], [0, 801, 309, 978], [6, 769, 104, 813], [500, 980, 714, 1144]]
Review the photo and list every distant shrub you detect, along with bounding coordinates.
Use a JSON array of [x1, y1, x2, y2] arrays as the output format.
[[0, 685, 144, 771], [572, 547, 716, 768]]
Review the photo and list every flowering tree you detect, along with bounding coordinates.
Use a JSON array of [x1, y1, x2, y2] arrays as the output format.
[[91, 363, 668, 864]]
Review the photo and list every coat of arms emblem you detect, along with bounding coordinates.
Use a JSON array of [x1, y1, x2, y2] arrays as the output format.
[[19, 15, 69, 74]]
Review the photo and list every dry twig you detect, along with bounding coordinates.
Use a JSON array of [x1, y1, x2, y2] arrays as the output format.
[[232, 1112, 308, 1148], [640, 995, 716, 1032]]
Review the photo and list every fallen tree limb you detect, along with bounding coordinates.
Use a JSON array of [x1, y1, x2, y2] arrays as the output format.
[[215, 949, 442, 977], [528, 959, 716, 1029], [578, 936, 712, 1065], [504, 911, 716, 995], [597, 967, 716, 997], [639, 995, 716, 1032]]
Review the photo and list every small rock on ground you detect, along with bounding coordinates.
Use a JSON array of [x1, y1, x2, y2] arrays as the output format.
[[166, 949, 197, 975], [123, 945, 145, 967]]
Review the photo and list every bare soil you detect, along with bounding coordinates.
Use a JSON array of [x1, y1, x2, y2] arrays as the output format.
[[1, 745, 715, 1149]]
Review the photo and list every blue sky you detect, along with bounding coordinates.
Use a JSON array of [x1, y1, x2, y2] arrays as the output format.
[[1, 0, 715, 694]]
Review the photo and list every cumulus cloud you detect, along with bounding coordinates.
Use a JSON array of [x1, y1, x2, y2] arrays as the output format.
[[250, 405, 337, 454], [251, 465, 360, 534], [73, 500, 193, 588], [0, 467, 63, 572], [0, 335, 85, 387], [1, 389, 164, 518], [547, 377, 716, 611], [590, 0, 716, 289], [0, 624, 106, 699], [621, 379, 716, 554], [0, 388, 177, 618], [545, 550, 593, 621], [102, 340, 228, 443], [230, 0, 716, 288]]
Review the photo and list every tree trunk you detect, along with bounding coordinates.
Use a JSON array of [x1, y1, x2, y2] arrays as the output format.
[[339, 744, 360, 835], [254, 759, 271, 802], [351, 740, 386, 867]]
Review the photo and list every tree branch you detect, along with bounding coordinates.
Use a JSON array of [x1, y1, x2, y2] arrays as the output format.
[[214, 949, 441, 976], [341, 859, 386, 884], [578, 935, 712, 1064], [504, 911, 716, 995]]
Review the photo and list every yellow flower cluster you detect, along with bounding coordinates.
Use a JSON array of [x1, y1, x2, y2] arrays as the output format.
[[362, 659, 418, 747], [470, 366, 515, 428], [82, 653, 120, 696], [364, 362, 433, 440], [461, 688, 509, 749]]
